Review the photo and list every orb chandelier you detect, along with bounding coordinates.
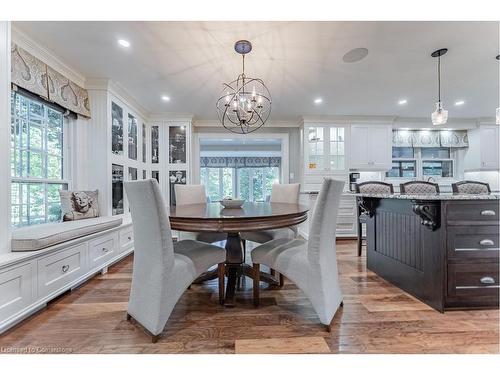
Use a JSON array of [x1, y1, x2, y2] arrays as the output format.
[[216, 40, 272, 134], [430, 48, 449, 126]]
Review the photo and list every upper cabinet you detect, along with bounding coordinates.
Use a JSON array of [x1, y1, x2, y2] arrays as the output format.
[[349, 124, 392, 171], [304, 124, 347, 174], [464, 125, 500, 172]]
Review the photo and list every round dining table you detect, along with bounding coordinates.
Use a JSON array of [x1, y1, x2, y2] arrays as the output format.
[[169, 202, 309, 307]]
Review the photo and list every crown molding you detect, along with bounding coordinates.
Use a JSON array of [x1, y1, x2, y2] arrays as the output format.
[[193, 119, 301, 128], [11, 26, 85, 87], [301, 115, 396, 124]]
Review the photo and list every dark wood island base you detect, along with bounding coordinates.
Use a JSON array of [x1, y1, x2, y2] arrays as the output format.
[[356, 194, 499, 312]]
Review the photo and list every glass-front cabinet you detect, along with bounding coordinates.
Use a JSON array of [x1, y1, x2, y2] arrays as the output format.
[[304, 124, 347, 173]]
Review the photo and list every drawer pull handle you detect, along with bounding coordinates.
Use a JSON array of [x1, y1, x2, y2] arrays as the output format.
[[480, 276, 495, 284], [479, 239, 494, 246], [61, 265, 70, 273], [102, 247, 109, 253], [127, 236, 132, 241], [480, 210, 496, 216]]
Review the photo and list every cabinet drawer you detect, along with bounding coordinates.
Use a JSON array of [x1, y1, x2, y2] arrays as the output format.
[[88, 233, 118, 269], [38, 244, 86, 298], [0, 263, 33, 324], [446, 201, 499, 224], [119, 227, 134, 253], [447, 263, 499, 299], [447, 226, 499, 259]]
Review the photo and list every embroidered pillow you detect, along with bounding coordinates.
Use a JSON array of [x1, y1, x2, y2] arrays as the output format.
[[60, 190, 100, 221]]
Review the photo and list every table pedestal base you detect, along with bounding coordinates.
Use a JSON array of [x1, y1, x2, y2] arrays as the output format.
[[192, 232, 280, 307]]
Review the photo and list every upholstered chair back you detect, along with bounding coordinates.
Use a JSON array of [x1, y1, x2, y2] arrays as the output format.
[[307, 178, 344, 265], [400, 181, 440, 194], [355, 181, 394, 194], [270, 183, 301, 204], [124, 179, 175, 330], [175, 184, 207, 205], [452, 181, 490, 194]]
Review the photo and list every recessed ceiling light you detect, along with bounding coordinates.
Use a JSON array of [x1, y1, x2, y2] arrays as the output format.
[[161, 96, 170, 102], [314, 98, 323, 104], [454, 100, 465, 106], [398, 99, 408, 105], [117, 39, 130, 48]]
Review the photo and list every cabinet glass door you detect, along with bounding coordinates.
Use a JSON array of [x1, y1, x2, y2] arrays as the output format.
[[307, 127, 325, 171], [151, 126, 159, 164], [330, 127, 345, 170], [128, 114, 137, 160], [112, 164, 124, 215], [111, 102, 123, 155], [169, 126, 186, 164]]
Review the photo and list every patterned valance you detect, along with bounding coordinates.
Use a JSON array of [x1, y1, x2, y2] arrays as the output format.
[[11, 43, 91, 118], [392, 130, 468, 148], [200, 156, 281, 168]]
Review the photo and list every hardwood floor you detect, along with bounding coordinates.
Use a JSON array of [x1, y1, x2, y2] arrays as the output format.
[[0, 240, 498, 354]]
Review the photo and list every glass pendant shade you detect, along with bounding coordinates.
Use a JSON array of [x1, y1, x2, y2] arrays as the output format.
[[431, 101, 448, 125], [496, 107, 500, 125]]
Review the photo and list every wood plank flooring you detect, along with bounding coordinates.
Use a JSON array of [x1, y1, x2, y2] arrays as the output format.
[[0, 240, 498, 354]]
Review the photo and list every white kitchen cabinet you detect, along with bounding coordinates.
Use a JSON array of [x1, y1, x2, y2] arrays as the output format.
[[349, 124, 392, 171], [464, 125, 500, 172]]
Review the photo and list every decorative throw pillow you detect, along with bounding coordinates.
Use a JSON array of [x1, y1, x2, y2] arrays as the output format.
[[59, 190, 100, 221]]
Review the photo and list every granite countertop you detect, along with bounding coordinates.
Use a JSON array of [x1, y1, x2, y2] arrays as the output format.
[[347, 192, 500, 200]]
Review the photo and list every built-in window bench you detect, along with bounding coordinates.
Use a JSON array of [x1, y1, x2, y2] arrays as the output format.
[[0, 218, 134, 334]]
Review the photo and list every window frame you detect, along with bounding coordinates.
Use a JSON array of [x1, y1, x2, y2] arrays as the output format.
[[385, 146, 457, 180], [10, 89, 71, 227]]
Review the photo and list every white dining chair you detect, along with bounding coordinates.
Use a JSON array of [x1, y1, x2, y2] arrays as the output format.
[[251, 178, 344, 331], [241, 183, 300, 244], [241, 183, 300, 286], [174, 184, 227, 244], [125, 179, 226, 342]]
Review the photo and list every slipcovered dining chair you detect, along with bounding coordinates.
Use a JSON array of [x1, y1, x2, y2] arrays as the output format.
[[241, 183, 301, 244], [452, 180, 491, 194], [174, 184, 227, 244], [241, 183, 300, 286], [400, 180, 440, 194], [355, 181, 394, 256], [251, 178, 344, 331], [125, 179, 226, 342]]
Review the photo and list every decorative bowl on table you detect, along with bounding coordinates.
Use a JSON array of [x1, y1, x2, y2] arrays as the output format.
[[220, 197, 245, 209]]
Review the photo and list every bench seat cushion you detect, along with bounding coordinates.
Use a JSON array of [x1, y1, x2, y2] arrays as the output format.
[[11, 217, 123, 252]]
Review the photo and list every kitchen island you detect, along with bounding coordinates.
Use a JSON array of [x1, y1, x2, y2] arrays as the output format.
[[352, 192, 500, 312]]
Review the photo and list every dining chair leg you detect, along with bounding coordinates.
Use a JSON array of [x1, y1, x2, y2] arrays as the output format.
[[218, 262, 225, 305], [253, 263, 260, 307], [279, 273, 285, 287]]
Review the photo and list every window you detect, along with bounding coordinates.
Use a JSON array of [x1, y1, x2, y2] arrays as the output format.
[[386, 146, 454, 179], [10, 91, 67, 227], [201, 167, 280, 202]]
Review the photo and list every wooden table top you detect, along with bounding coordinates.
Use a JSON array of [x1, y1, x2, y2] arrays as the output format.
[[169, 202, 309, 233]]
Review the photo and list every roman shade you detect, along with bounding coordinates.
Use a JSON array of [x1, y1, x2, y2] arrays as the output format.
[[11, 43, 91, 118], [392, 130, 468, 148], [200, 156, 281, 168]]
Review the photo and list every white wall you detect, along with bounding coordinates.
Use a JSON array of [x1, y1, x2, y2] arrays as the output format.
[[0, 22, 11, 254]]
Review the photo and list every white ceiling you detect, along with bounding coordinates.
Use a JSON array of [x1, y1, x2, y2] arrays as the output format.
[[14, 21, 500, 121]]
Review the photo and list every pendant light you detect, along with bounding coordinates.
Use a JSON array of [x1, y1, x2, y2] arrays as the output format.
[[496, 55, 499, 125], [431, 48, 449, 125]]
